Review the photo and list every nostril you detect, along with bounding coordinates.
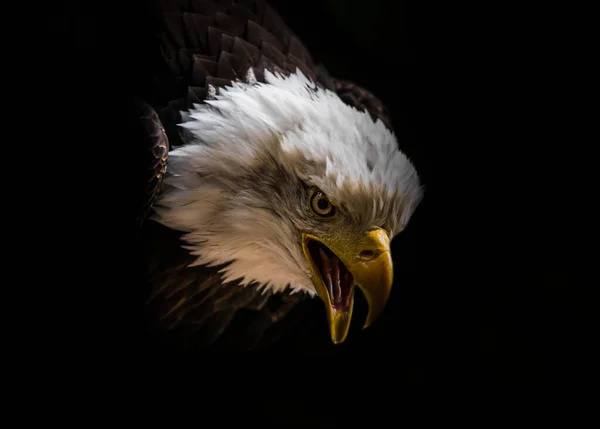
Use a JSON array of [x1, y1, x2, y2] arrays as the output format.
[[359, 250, 376, 259]]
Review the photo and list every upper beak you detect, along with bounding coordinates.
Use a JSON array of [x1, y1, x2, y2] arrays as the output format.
[[302, 228, 393, 344]]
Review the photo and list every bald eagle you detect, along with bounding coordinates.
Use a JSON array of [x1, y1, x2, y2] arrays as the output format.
[[134, 0, 422, 350]]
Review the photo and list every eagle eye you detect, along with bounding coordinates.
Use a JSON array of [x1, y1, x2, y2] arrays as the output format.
[[309, 189, 336, 217]]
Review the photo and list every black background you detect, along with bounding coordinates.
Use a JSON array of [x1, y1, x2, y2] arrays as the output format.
[[45, 0, 596, 423]]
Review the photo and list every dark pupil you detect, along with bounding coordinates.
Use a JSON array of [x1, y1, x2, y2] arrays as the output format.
[[317, 197, 329, 211]]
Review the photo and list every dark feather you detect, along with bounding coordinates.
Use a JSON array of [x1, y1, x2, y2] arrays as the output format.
[[141, 221, 311, 351], [332, 78, 394, 130], [133, 0, 394, 351], [125, 99, 169, 228], [150, 0, 392, 150]]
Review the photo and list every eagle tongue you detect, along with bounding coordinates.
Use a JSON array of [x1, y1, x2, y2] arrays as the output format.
[[330, 253, 342, 304], [318, 246, 345, 307], [318, 247, 334, 300], [341, 268, 354, 309]]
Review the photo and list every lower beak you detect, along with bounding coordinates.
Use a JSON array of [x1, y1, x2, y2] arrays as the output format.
[[302, 228, 393, 344]]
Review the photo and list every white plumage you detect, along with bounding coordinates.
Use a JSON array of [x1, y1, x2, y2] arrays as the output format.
[[153, 69, 423, 296]]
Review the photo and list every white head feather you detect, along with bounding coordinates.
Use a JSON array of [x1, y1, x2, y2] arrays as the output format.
[[153, 69, 423, 296]]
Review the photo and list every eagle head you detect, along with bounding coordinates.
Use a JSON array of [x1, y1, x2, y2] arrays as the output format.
[[153, 69, 423, 344]]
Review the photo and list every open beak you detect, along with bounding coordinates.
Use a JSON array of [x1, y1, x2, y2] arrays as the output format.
[[301, 228, 393, 344]]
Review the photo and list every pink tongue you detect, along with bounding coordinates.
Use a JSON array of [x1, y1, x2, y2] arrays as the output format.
[[331, 254, 341, 303], [318, 247, 342, 304]]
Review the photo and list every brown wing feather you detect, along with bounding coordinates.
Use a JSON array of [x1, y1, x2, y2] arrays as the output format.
[[330, 77, 394, 131], [136, 0, 393, 350], [124, 99, 170, 228]]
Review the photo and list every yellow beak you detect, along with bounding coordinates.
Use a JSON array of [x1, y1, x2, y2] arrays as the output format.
[[301, 228, 393, 344]]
